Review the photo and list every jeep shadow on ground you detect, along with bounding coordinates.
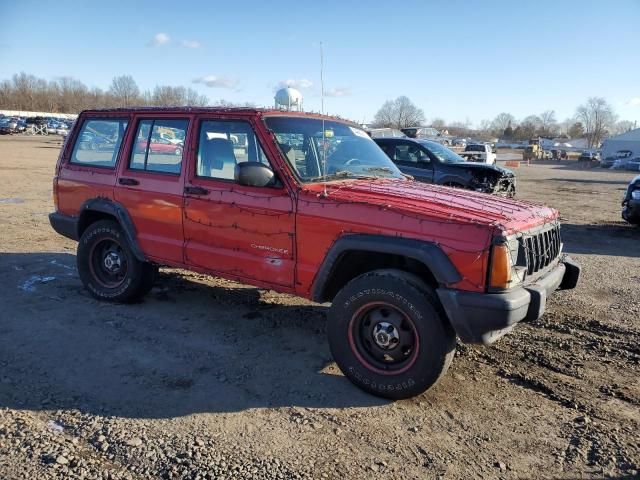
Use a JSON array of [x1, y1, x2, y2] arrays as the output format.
[[0, 252, 387, 420], [561, 222, 640, 258]]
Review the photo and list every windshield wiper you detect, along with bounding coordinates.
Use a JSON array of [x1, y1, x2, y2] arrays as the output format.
[[308, 170, 377, 181], [364, 167, 393, 173]]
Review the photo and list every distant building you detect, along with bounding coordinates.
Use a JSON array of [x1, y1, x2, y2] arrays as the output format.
[[601, 128, 640, 160]]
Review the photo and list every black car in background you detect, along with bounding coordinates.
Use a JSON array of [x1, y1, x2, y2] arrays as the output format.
[[374, 138, 516, 196], [622, 175, 640, 225]]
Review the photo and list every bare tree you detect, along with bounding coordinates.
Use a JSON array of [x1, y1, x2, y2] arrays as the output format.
[[539, 110, 557, 137], [575, 97, 617, 148], [490, 112, 515, 134], [108, 75, 140, 107], [431, 118, 446, 130], [611, 120, 635, 136], [213, 99, 256, 107], [372, 96, 425, 129], [568, 122, 585, 139], [184, 87, 209, 107]]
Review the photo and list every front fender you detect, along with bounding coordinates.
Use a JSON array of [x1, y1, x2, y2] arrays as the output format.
[[311, 234, 462, 302]]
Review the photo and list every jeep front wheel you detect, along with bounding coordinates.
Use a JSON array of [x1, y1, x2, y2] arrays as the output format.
[[327, 269, 456, 399], [77, 220, 152, 303]]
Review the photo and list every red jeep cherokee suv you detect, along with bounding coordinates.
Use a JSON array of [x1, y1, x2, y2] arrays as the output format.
[[50, 108, 580, 399]]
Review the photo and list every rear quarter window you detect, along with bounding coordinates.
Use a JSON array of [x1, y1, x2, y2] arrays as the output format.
[[70, 118, 129, 168]]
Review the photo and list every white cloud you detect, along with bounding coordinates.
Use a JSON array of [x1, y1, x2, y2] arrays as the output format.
[[325, 87, 352, 97], [277, 79, 313, 89], [627, 97, 640, 106], [182, 40, 201, 49], [193, 75, 239, 89], [151, 33, 170, 46]]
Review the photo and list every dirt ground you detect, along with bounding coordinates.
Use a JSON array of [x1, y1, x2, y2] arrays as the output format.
[[0, 135, 639, 480]]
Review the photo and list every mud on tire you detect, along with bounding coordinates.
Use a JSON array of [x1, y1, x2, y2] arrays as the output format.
[[77, 220, 154, 303], [328, 269, 456, 400]]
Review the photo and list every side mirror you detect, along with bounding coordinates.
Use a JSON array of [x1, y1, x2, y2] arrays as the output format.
[[235, 162, 276, 187]]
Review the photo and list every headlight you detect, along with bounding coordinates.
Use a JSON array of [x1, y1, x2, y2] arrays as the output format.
[[632, 189, 640, 200]]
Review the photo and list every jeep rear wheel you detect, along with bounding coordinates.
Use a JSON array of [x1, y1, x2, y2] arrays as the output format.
[[77, 220, 154, 303], [328, 269, 456, 399]]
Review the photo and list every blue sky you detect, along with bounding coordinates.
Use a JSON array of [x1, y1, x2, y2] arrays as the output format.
[[1, 0, 639, 126]]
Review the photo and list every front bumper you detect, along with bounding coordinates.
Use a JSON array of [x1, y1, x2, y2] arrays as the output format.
[[437, 256, 581, 344], [622, 199, 640, 224]]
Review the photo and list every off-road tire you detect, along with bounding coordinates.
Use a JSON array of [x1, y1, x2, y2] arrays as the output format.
[[77, 220, 151, 303], [328, 269, 456, 399]]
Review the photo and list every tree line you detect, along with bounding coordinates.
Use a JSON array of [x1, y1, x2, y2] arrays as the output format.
[[372, 96, 636, 147], [0, 72, 256, 114]]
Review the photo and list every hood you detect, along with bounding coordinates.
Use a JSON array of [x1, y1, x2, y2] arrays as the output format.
[[446, 162, 514, 176], [304, 179, 557, 234]]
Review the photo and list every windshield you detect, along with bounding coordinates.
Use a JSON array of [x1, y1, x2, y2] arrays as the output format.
[[265, 116, 404, 182], [419, 140, 464, 163]]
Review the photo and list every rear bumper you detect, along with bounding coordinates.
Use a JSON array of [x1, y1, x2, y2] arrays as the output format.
[[437, 256, 581, 344], [49, 212, 78, 241]]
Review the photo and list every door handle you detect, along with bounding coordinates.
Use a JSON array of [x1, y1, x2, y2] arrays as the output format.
[[184, 186, 209, 195], [119, 177, 139, 186]]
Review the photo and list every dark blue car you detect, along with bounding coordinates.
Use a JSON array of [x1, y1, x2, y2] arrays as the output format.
[[374, 138, 516, 196]]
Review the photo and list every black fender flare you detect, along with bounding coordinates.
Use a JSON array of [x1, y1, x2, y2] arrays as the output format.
[[436, 174, 471, 188], [78, 198, 146, 261], [311, 234, 462, 302]]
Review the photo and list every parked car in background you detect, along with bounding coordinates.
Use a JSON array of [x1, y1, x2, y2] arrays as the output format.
[[578, 151, 599, 162], [135, 136, 184, 156], [452, 137, 467, 147], [0, 118, 15, 134], [459, 143, 497, 165], [77, 132, 115, 151], [367, 127, 406, 138], [49, 107, 579, 399], [15, 119, 27, 133], [375, 138, 515, 196], [4, 118, 18, 132], [401, 126, 440, 139], [622, 175, 640, 225]]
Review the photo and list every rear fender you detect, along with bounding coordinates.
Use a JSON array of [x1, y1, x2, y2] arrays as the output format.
[[79, 198, 146, 261]]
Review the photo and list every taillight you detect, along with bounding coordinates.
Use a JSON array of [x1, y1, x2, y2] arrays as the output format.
[[52, 176, 59, 211], [489, 244, 512, 289]]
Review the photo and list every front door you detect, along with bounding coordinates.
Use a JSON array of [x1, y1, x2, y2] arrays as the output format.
[[183, 117, 295, 287], [392, 141, 434, 182]]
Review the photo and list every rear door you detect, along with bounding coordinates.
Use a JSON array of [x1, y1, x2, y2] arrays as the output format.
[[57, 114, 129, 216], [114, 115, 191, 264]]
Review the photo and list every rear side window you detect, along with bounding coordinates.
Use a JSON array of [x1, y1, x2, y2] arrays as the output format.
[[70, 118, 128, 168], [130, 119, 188, 175]]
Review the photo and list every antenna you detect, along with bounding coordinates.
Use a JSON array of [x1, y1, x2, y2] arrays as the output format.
[[320, 41, 327, 197]]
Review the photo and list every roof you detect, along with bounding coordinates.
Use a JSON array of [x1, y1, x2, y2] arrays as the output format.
[[607, 127, 640, 142], [78, 107, 357, 125]]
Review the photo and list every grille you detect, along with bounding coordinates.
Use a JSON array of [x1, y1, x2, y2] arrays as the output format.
[[521, 225, 562, 275]]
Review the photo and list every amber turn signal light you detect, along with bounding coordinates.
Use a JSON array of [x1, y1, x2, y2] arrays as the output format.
[[489, 244, 512, 289]]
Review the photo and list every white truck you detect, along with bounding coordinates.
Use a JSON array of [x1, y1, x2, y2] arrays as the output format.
[[459, 143, 496, 165]]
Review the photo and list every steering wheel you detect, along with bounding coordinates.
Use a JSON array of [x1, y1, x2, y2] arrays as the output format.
[[344, 158, 362, 166]]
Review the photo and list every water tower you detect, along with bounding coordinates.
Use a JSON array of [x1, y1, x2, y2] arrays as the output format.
[[274, 87, 303, 111]]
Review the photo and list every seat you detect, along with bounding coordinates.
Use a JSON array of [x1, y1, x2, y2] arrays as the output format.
[[199, 138, 237, 178]]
